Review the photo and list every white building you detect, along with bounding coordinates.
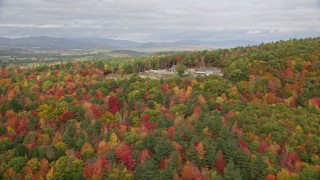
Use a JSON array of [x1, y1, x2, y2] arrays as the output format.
[[169, 65, 177, 72], [196, 66, 223, 76]]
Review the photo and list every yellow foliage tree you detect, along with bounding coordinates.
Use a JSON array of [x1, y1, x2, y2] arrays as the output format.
[[196, 142, 205, 160], [228, 85, 240, 98], [97, 141, 109, 156], [107, 167, 133, 180], [216, 96, 225, 104], [173, 87, 181, 95], [101, 111, 116, 123], [295, 125, 303, 133], [54, 142, 67, 152], [26, 158, 41, 172], [153, 102, 161, 111], [199, 83, 205, 90], [108, 133, 119, 148], [38, 134, 50, 146], [132, 116, 141, 127], [81, 142, 95, 158], [37, 104, 54, 120], [46, 166, 54, 180], [203, 127, 209, 137], [277, 169, 299, 180]]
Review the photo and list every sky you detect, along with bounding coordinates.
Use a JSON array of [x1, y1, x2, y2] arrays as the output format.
[[0, 0, 319, 42]]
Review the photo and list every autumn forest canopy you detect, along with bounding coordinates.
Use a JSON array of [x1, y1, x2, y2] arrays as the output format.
[[0, 37, 319, 179]]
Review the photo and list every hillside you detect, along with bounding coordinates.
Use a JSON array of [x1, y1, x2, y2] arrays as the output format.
[[0, 36, 259, 51], [0, 37, 319, 179]]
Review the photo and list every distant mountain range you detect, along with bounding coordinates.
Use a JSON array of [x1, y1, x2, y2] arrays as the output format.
[[0, 36, 259, 51]]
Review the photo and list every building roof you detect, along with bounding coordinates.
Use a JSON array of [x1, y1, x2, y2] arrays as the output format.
[[197, 66, 215, 72]]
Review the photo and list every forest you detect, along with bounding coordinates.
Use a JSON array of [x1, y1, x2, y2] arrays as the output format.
[[0, 37, 319, 179]]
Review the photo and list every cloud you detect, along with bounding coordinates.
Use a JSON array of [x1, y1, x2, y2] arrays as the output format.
[[0, 0, 3, 14], [0, 0, 319, 42], [0, 24, 64, 28], [247, 30, 263, 34]]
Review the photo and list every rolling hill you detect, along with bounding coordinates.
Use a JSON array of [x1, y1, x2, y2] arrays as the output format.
[[0, 36, 259, 51]]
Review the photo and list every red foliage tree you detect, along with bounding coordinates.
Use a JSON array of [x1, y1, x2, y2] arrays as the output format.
[[142, 114, 150, 122], [172, 141, 182, 152], [167, 127, 176, 139], [141, 114, 156, 131], [115, 144, 136, 171], [161, 84, 170, 93], [214, 151, 226, 174], [267, 80, 276, 92], [141, 149, 150, 164], [265, 174, 276, 180], [36, 80, 42, 86], [258, 140, 268, 153], [193, 106, 202, 117], [313, 97, 320, 108], [142, 120, 156, 131], [266, 93, 282, 104], [90, 105, 101, 119], [159, 158, 171, 169], [217, 105, 222, 111], [96, 90, 104, 99], [0, 68, 8, 76], [55, 88, 65, 100], [16, 117, 28, 136], [26, 74, 35, 80], [279, 151, 301, 168], [54, 70, 60, 76], [84, 93, 92, 101], [182, 161, 202, 180], [285, 68, 295, 77], [288, 152, 301, 166], [239, 140, 250, 154], [58, 111, 75, 123], [108, 96, 120, 115], [84, 156, 112, 179]]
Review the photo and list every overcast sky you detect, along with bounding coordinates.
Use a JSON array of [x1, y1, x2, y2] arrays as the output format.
[[0, 0, 319, 42]]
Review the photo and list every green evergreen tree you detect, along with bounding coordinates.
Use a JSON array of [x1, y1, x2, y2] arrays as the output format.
[[0, 125, 7, 136], [62, 120, 76, 148], [223, 158, 242, 180], [254, 155, 268, 178], [88, 119, 102, 138], [171, 151, 180, 169], [154, 139, 173, 163], [160, 163, 174, 180], [27, 116, 37, 131], [204, 141, 217, 168], [13, 145, 29, 157], [186, 146, 201, 168], [139, 134, 155, 151], [9, 98, 23, 112], [300, 167, 320, 180], [134, 157, 159, 180]]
